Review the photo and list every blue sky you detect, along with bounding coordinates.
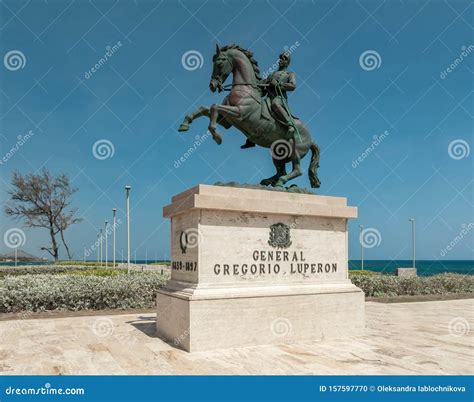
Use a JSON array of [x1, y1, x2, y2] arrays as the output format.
[[0, 0, 472, 261]]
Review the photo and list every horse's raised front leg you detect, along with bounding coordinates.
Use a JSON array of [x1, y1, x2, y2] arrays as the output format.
[[208, 104, 240, 145], [178, 106, 209, 132]]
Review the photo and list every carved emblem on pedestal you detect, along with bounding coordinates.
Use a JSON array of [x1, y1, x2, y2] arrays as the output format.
[[268, 222, 292, 249], [179, 231, 188, 254]]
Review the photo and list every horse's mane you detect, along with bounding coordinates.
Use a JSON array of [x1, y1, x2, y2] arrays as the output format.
[[220, 44, 262, 81]]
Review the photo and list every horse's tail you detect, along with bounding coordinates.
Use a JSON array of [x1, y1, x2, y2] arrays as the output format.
[[308, 142, 321, 188]]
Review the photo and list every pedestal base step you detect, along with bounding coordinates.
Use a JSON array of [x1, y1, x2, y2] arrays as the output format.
[[156, 288, 365, 352]]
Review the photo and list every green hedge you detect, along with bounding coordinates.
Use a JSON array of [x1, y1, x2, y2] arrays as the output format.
[[0, 272, 168, 313], [0, 265, 128, 278], [350, 273, 474, 297]]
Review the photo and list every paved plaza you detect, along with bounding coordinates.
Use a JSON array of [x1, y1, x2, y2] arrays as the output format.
[[0, 299, 472, 375]]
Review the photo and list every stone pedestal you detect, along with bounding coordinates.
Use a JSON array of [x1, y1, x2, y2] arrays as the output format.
[[157, 185, 365, 352], [395, 267, 417, 277]]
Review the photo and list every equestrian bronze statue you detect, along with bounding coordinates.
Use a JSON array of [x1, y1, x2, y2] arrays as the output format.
[[178, 44, 321, 189]]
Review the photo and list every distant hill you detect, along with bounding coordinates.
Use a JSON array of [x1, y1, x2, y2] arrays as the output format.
[[0, 250, 49, 262]]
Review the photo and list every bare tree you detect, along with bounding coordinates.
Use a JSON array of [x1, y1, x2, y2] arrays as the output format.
[[5, 169, 82, 262]]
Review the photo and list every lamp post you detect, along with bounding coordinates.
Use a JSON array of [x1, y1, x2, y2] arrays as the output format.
[[125, 185, 131, 274], [99, 228, 103, 267], [359, 224, 364, 271], [105, 220, 109, 268], [96, 233, 100, 264], [14, 238, 18, 267], [83, 244, 86, 262], [112, 208, 117, 268], [409, 218, 416, 268]]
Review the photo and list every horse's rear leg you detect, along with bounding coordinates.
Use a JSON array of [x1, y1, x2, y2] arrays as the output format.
[[179, 106, 209, 132], [260, 158, 287, 186], [275, 153, 302, 187]]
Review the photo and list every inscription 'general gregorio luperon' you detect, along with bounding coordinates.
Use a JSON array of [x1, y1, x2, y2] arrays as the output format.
[[212, 249, 338, 276]]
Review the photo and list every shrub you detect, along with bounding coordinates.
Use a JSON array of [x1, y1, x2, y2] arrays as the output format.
[[350, 273, 474, 297], [0, 265, 127, 278], [349, 270, 379, 276], [55, 261, 118, 267], [0, 272, 168, 313]]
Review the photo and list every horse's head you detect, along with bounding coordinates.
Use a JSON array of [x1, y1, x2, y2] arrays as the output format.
[[210, 45, 233, 93]]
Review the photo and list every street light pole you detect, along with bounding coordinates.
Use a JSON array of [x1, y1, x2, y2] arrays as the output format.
[[99, 228, 103, 267], [96, 233, 99, 264], [358, 224, 364, 271], [105, 220, 108, 268], [112, 208, 117, 268], [125, 185, 131, 274], [14, 239, 18, 267], [409, 218, 416, 268]]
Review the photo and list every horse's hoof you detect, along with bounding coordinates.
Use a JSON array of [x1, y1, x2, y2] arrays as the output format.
[[178, 124, 189, 132], [213, 135, 222, 145]]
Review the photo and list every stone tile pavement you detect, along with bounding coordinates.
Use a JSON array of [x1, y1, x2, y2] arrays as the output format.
[[0, 299, 472, 375]]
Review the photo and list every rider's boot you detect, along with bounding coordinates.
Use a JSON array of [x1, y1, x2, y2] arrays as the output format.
[[241, 139, 256, 149]]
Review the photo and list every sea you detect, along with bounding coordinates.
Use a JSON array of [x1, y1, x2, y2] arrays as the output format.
[[348, 260, 473, 276], [1, 260, 472, 277]]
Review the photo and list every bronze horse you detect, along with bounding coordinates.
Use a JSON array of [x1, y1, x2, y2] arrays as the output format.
[[178, 45, 321, 188]]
